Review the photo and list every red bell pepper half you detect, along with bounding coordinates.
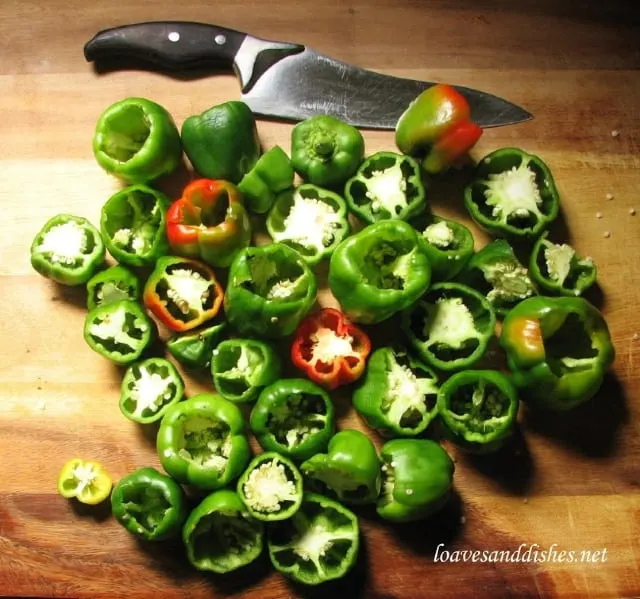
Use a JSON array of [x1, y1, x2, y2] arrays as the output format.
[[291, 308, 371, 390]]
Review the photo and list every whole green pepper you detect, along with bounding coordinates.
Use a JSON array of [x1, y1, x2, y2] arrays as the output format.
[[31, 214, 105, 286], [464, 147, 560, 239], [100, 185, 171, 267], [86, 265, 141, 311], [401, 282, 496, 371], [377, 439, 454, 523], [111, 467, 187, 541], [437, 370, 520, 453], [267, 492, 359, 585], [92, 97, 182, 184], [224, 243, 317, 338], [290, 115, 364, 188], [157, 394, 251, 490], [250, 379, 335, 462], [211, 339, 282, 403], [183, 489, 264, 574], [181, 100, 261, 184], [344, 151, 426, 224], [166, 322, 227, 369], [300, 429, 381, 505], [237, 452, 304, 521], [500, 296, 615, 410], [529, 232, 597, 297], [266, 184, 350, 265], [238, 145, 295, 214], [353, 346, 439, 437], [329, 220, 431, 324]]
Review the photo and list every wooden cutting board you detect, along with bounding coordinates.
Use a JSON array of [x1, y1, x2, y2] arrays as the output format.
[[1, 1, 639, 597]]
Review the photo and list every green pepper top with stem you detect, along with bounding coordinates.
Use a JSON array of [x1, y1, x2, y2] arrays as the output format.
[[166, 322, 227, 370], [401, 282, 496, 372]]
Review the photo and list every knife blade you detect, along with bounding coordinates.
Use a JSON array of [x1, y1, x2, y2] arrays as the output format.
[[84, 21, 532, 130]]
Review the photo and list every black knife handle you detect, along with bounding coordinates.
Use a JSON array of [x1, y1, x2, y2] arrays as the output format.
[[84, 21, 246, 71]]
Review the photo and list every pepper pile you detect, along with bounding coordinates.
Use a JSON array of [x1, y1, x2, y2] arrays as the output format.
[[33, 84, 615, 586]]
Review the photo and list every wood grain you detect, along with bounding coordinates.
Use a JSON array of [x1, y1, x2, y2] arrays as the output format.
[[1, 1, 639, 598]]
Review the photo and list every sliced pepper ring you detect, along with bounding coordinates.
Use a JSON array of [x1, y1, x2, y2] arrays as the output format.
[[237, 452, 304, 521], [291, 308, 371, 390], [267, 492, 359, 586], [57, 458, 112, 505], [418, 215, 475, 281], [86, 264, 141, 311], [437, 369, 520, 453], [401, 282, 496, 372], [119, 357, 185, 424], [266, 184, 350, 265]]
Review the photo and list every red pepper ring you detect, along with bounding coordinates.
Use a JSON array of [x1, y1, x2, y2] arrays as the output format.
[[291, 308, 372, 390]]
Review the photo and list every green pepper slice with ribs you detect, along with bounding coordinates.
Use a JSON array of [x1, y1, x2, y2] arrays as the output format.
[[86, 265, 141, 311], [353, 346, 439, 437]]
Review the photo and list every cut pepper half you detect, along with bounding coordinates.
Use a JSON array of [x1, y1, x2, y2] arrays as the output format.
[[86, 265, 141, 311], [57, 458, 112, 505], [166, 322, 227, 369], [418, 215, 475, 281]]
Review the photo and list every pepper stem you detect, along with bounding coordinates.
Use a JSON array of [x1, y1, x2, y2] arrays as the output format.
[[312, 133, 335, 159]]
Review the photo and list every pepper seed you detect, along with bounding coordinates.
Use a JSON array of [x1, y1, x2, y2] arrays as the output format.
[[611, 130, 619, 137], [603, 231, 611, 238], [606, 193, 614, 200], [596, 212, 603, 219], [630, 208, 636, 216]]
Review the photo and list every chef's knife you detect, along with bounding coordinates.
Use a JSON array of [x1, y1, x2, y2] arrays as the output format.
[[84, 21, 532, 130]]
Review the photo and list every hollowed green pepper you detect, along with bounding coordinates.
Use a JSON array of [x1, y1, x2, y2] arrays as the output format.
[[456, 239, 536, 316], [250, 379, 335, 462], [237, 452, 304, 522], [183, 489, 264, 574], [86, 265, 141, 311], [238, 145, 295, 214], [100, 184, 171, 267], [111, 467, 187, 541], [329, 220, 431, 324], [157, 394, 251, 490], [437, 370, 520, 453], [464, 147, 560, 239], [266, 184, 350, 265], [418, 215, 475, 281], [31, 214, 105, 286], [401, 282, 496, 372], [377, 439, 454, 523], [224, 243, 317, 338], [267, 492, 359, 586], [300, 429, 381, 505], [529, 232, 597, 297], [119, 357, 185, 424], [291, 115, 364, 188], [500, 296, 615, 410], [344, 151, 426, 224], [211, 339, 282, 403], [166, 322, 227, 369], [353, 346, 439, 437]]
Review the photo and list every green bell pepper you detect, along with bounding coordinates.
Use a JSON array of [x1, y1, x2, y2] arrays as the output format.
[[183, 489, 264, 574], [166, 322, 227, 369], [500, 296, 615, 410], [353, 346, 439, 437], [529, 232, 597, 297], [329, 220, 431, 324], [119, 357, 185, 424], [111, 467, 187, 542], [267, 492, 359, 585], [224, 243, 317, 338], [100, 184, 171, 267], [377, 439, 454, 523], [344, 151, 426, 224], [290, 115, 364, 188], [300, 429, 381, 505], [31, 214, 105, 286], [181, 100, 261, 184], [417, 215, 475, 281], [401, 282, 496, 372], [456, 239, 536, 316], [237, 452, 304, 522], [92, 97, 182, 184], [238, 145, 295, 214], [211, 338, 282, 403], [266, 184, 350, 265], [437, 370, 520, 453], [250, 379, 335, 462], [57, 458, 112, 505], [86, 265, 141, 311], [157, 393, 251, 490], [464, 147, 560, 239], [84, 299, 156, 365]]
